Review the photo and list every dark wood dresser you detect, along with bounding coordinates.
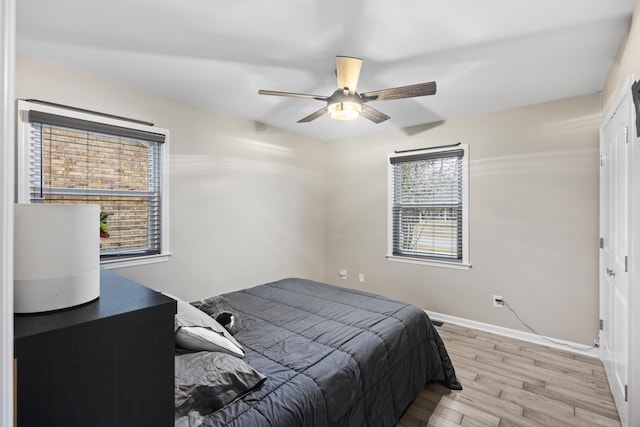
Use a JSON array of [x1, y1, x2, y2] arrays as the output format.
[[14, 268, 176, 427]]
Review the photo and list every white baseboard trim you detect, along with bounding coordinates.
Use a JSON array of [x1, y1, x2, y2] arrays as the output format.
[[426, 310, 600, 358]]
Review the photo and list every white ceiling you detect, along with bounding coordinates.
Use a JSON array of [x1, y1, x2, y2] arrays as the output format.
[[16, 0, 635, 142]]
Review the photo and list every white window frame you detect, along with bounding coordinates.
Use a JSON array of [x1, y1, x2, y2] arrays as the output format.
[[386, 144, 470, 270], [16, 99, 171, 268]]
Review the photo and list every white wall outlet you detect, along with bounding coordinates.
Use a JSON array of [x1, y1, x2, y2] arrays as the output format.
[[339, 269, 347, 279], [492, 295, 504, 308], [358, 273, 365, 283]]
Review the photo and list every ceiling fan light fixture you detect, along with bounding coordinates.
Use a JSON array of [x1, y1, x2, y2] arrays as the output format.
[[328, 101, 362, 120]]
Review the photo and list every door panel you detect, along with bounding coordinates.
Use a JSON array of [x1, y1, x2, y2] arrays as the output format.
[[600, 90, 630, 427]]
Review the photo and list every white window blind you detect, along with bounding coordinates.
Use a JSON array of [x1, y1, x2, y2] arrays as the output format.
[[19, 101, 168, 263], [389, 147, 468, 263]]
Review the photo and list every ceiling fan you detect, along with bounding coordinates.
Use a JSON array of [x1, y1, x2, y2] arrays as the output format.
[[258, 56, 437, 124]]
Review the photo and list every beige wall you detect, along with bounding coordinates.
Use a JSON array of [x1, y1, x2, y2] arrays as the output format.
[[15, 55, 328, 301], [602, 1, 640, 425], [325, 94, 601, 345], [16, 55, 603, 346], [603, 1, 640, 113]]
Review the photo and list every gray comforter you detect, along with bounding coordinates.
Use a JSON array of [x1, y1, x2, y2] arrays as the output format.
[[190, 278, 460, 426]]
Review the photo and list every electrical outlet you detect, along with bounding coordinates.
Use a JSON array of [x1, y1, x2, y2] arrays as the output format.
[[358, 273, 365, 283], [492, 295, 504, 308], [339, 269, 347, 279]]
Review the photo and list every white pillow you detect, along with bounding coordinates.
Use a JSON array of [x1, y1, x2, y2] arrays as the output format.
[[165, 292, 245, 358], [176, 326, 244, 358]]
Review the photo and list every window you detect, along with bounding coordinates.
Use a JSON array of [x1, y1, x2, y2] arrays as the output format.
[[387, 144, 469, 269], [17, 100, 170, 267]]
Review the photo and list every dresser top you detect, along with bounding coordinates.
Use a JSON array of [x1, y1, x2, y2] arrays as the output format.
[[14, 268, 176, 341]]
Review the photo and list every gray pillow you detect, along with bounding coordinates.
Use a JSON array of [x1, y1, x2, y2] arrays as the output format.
[[165, 293, 244, 358], [175, 351, 266, 416]]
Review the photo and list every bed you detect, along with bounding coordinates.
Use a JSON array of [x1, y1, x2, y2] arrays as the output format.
[[173, 278, 461, 427]]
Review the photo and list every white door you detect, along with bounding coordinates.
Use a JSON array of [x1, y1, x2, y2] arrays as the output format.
[[600, 86, 630, 427]]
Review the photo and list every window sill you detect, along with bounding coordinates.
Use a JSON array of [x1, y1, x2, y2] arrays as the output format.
[[386, 255, 471, 270], [101, 253, 172, 269]]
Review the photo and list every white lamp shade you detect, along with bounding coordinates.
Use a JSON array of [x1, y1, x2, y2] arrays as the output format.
[[14, 204, 100, 313]]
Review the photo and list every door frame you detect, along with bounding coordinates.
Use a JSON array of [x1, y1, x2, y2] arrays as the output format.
[[0, 0, 15, 425]]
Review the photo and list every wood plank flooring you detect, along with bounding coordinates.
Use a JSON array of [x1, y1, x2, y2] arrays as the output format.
[[398, 322, 621, 427]]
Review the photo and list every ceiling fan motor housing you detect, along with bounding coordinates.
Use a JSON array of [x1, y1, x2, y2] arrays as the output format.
[[327, 89, 363, 120]]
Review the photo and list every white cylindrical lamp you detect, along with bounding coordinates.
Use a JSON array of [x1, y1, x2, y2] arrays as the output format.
[[14, 204, 100, 313]]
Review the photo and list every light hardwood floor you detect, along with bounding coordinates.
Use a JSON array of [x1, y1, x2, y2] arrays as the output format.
[[398, 322, 621, 427]]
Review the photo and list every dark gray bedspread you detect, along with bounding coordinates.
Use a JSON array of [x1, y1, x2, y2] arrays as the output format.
[[199, 278, 460, 427]]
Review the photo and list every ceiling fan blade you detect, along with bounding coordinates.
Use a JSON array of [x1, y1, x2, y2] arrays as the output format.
[[361, 81, 436, 102], [336, 56, 363, 95], [360, 104, 390, 124], [258, 90, 328, 101], [298, 106, 328, 123]]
